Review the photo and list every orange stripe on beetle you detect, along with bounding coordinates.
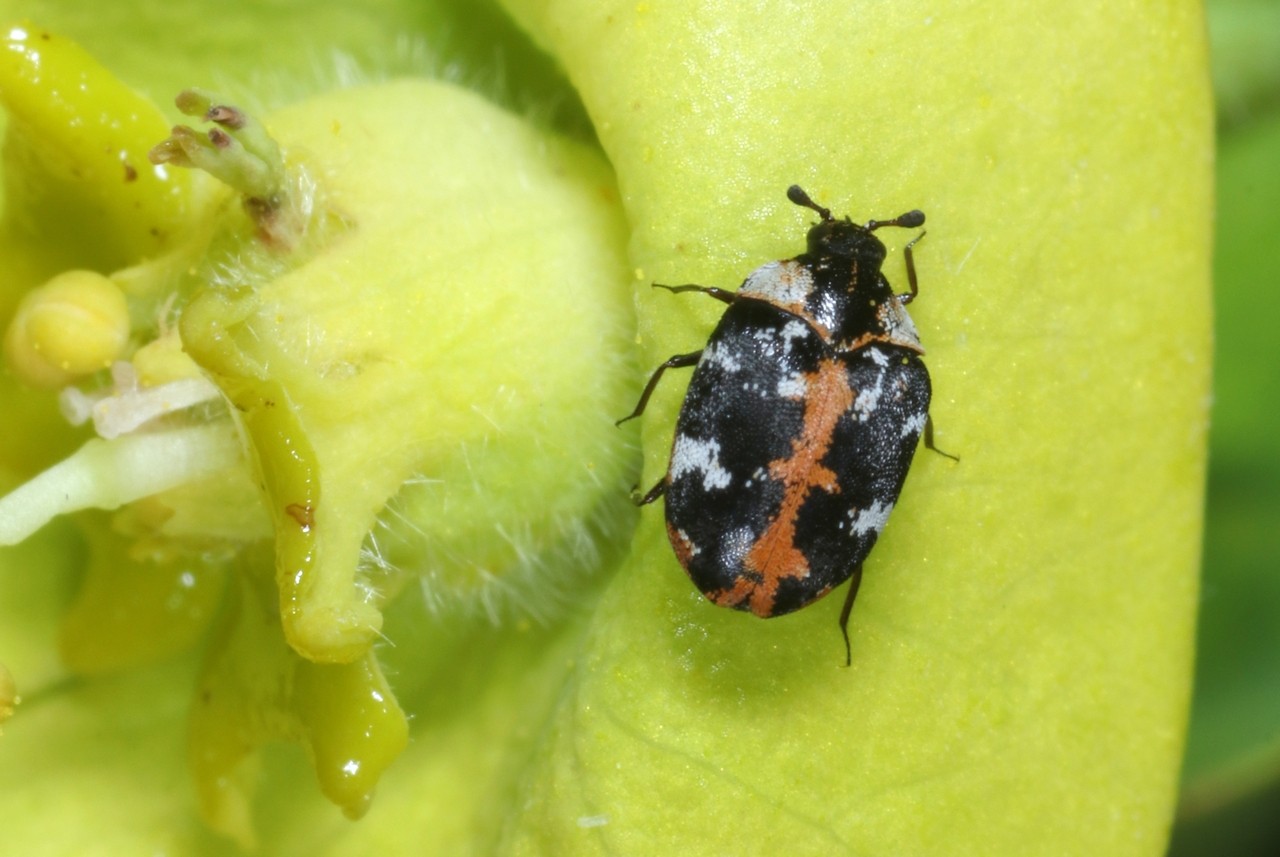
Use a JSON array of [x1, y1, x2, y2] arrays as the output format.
[[733, 359, 854, 616]]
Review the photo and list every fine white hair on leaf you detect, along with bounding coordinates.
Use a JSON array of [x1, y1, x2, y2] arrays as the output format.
[[0, 423, 242, 546], [366, 461, 635, 629]]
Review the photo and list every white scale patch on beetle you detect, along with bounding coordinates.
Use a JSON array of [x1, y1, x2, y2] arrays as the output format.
[[901, 411, 927, 438], [748, 319, 810, 364], [719, 525, 756, 568], [776, 372, 807, 398], [877, 298, 923, 351], [674, 528, 701, 556], [671, 434, 733, 491], [749, 327, 781, 360], [739, 259, 814, 305], [849, 499, 895, 537], [853, 367, 887, 421], [778, 319, 811, 349], [701, 340, 742, 374]]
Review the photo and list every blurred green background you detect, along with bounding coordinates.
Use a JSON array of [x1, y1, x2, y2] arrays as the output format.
[[1168, 1, 1280, 854]]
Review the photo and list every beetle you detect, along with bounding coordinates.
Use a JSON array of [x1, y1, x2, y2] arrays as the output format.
[[619, 185, 956, 664]]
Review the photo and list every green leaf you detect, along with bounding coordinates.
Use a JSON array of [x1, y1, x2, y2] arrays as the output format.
[[1170, 111, 1280, 856], [1207, 0, 1280, 128]]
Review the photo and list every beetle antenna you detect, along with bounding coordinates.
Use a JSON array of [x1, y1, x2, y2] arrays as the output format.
[[786, 185, 832, 221], [866, 210, 926, 231]]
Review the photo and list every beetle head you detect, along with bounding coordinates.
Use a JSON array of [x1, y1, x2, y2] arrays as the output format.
[[787, 185, 924, 264]]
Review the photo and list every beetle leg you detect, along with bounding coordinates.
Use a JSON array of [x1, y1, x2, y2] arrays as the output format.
[[653, 283, 736, 304], [838, 563, 865, 667], [615, 283, 732, 427], [633, 478, 668, 507], [616, 350, 702, 426], [923, 414, 960, 462], [898, 230, 928, 304]]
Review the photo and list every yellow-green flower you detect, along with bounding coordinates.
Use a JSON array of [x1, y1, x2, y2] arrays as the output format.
[[0, 2, 1211, 855]]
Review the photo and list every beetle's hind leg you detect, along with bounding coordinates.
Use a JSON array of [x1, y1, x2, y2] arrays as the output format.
[[631, 478, 668, 507], [616, 282, 734, 427], [923, 414, 960, 462], [838, 563, 865, 667]]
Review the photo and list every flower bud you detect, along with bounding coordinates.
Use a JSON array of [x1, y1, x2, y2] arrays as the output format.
[[5, 270, 131, 388]]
